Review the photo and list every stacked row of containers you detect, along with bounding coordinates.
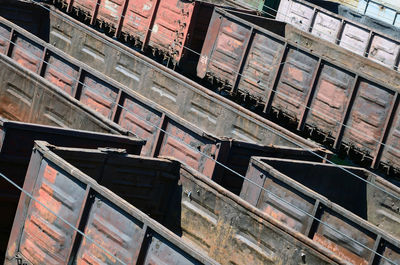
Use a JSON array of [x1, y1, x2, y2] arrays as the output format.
[[3, 0, 399, 264]]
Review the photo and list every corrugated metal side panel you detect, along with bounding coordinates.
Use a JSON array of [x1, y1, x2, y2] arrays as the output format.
[[121, 0, 158, 43], [159, 119, 219, 178], [19, 159, 86, 264], [310, 11, 341, 43], [143, 232, 203, 265], [339, 22, 370, 56], [75, 195, 145, 265], [305, 63, 355, 137], [0, 23, 11, 55], [79, 73, 119, 119], [0, 53, 123, 134], [271, 48, 319, 120], [118, 94, 162, 156], [205, 15, 251, 87], [0, 59, 36, 122], [312, 208, 375, 265], [238, 32, 285, 100], [97, 0, 125, 27], [10, 34, 44, 73], [381, 108, 400, 167], [368, 35, 400, 67], [72, 0, 98, 17], [367, 178, 400, 240], [43, 52, 80, 96], [240, 163, 315, 234], [276, 0, 315, 32], [342, 80, 395, 156], [148, 0, 195, 62]]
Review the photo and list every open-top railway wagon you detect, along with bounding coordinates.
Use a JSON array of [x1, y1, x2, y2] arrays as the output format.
[[2, 2, 400, 176], [197, 8, 400, 175]]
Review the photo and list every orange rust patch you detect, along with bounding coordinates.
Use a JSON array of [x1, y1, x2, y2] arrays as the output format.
[[44, 164, 57, 183], [313, 233, 368, 265]]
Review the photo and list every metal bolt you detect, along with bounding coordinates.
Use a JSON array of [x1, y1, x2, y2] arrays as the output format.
[[260, 173, 264, 179]]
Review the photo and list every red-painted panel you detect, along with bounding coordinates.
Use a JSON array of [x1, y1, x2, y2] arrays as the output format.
[[202, 15, 251, 87], [342, 80, 395, 156], [238, 32, 285, 101], [19, 160, 86, 264], [79, 73, 119, 119], [44, 52, 80, 96], [72, 0, 98, 17], [75, 196, 145, 265], [313, 209, 375, 265], [118, 95, 162, 156], [121, 0, 158, 43], [148, 0, 196, 62], [158, 120, 219, 178], [10, 34, 44, 73], [97, 0, 125, 28], [271, 48, 318, 121], [306, 63, 355, 137]]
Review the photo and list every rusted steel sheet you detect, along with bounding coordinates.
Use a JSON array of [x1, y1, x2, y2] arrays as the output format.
[[241, 157, 400, 264], [6, 141, 217, 265], [276, 0, 400, 70], [196, 8, 400, 173], [6, 141, 342, 264]]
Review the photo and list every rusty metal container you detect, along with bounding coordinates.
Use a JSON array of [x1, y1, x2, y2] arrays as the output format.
[[6, 141, 344, 264], [0, 10, 323, 155], [276, 0, 400, 70], [5, 141, 219, 265], [241, 156, 400, 264], [0, 118, 144, 260], [196, 8, 400, 174]]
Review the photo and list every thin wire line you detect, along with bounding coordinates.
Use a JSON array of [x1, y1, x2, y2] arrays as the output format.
[[0, 11, 399, 265], [31, 1, 400, 158]]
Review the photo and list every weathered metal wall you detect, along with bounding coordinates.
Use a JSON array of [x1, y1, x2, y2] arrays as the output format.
[[276, 0, 400, 70], [0, 119, 144, 260], [241, 157, 400, 264], [6, 141, 342, 264], [0, 10, 321, 149], [0, 19, 331, 193], [197, 8, 400, 174], [5, 141, 217, 265], [338, 4, 400, 39]]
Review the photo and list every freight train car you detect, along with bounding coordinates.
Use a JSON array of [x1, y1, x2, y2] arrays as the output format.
[[0, 119, 144, 260], [5, 141, 347, 264], [0, 9, 323, 154], [276, 0, 400, 70], [5, 141, 220, 265], [7, 2, 400, 177], [324, 0, 400, 26], [241, 156, 400, 264], [197, 8, 400, 175]]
